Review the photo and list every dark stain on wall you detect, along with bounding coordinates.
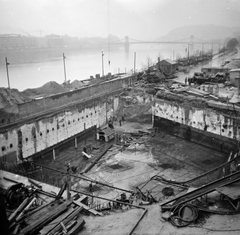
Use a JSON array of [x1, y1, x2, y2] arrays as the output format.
[[154, 115, 238, 153], [17, 129, 23, 160], [31, 126, 37, 153]]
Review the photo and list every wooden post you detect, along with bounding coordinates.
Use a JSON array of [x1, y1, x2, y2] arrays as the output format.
[[74, 137, 78, 149], [53, 148, 56, 160], [5, 57, 10, 89]]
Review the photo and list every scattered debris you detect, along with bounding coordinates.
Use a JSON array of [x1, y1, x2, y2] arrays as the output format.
[[5, 183, 86, 235]]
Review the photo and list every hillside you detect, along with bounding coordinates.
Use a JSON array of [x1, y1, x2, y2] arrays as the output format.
[[157, 24, 240, 43]]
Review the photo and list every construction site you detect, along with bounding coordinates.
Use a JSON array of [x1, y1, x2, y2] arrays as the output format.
[[1, 51, 240, 234]]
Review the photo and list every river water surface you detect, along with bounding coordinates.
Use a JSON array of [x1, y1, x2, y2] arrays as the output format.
[[0, 43, 214, 91]]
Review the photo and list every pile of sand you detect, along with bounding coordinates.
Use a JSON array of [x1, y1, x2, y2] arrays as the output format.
[[22, 81, 68, 98], [0, 87, 31, 109]]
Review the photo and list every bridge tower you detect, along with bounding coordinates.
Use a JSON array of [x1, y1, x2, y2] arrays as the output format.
[[189, 35, 194, 56], [125, 36, 129, 53]]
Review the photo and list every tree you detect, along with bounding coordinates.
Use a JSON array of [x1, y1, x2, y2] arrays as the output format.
[[141, 56, 155, 71], [226, 38, 239, 51]]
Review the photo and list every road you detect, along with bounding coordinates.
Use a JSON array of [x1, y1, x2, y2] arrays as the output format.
[[174, 50, 240, 84]]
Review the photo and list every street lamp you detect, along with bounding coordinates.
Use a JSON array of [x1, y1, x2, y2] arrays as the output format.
[[102, 50, 104, 77], [5, 57, 10, 89]]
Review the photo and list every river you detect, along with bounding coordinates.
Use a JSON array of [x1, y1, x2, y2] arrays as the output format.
[[0, 43, 214, 91]]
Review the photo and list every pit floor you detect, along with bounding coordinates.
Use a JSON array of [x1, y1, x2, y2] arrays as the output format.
[[73, 121, 227, 203], [76, 121, 240, 235], [32, 119, 238, 235]]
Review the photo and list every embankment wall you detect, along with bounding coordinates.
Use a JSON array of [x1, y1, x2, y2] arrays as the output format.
[[153, 98, 240, 153], [0, 75, 136, 161], [0, 75, 135, 125]]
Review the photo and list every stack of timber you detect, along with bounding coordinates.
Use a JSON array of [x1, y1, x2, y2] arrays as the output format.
[[0, 174, 92, 235], [8, 196, 86, 235]]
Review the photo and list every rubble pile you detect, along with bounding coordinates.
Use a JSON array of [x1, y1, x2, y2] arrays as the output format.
[[160, 153, 240, 228]]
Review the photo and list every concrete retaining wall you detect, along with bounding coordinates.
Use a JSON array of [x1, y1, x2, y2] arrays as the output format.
[[0, 93, 120, 161], [0, 75, 136, 125], [153, 98, 240, 152]]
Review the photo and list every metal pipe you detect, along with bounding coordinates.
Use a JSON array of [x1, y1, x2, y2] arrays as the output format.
[[161, 170, 240, 208], [33, 163, 133, 193], [70, 187, 145, 210]]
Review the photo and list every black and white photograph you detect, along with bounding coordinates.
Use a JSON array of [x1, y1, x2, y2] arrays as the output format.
[[1, 0, 240, 234]]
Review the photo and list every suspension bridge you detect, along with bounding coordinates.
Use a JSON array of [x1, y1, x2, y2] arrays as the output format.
[[109, 36, 221, 53]]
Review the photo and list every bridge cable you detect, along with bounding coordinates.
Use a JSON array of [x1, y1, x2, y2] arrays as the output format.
[[107, 0, 111, 67]]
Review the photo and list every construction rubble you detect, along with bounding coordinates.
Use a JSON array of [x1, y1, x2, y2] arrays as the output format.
[[160, 152, 240, 228]]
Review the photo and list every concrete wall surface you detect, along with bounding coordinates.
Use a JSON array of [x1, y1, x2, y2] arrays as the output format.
[[154, 98, 240, 142], [0, 95, 120, 161]]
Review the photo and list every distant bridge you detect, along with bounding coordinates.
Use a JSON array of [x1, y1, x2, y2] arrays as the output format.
[[110, 36, 221, 53]]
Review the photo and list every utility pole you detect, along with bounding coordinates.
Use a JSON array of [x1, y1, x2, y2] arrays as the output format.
[[239, 70, 240, 97], [201, 43, 204, 67], [102, 50, 104, 76], [63, 53, 67, 83], [211, 43, 213, 58], [133, 52, 136, 74], [5, 57, 10, 89]]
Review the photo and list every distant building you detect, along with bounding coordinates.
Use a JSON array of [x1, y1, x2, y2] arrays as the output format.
[[201, 66, 229, 75], [157, 59, 178, 74], [0, 34, 80, 50], [229, 69, 240, 87]]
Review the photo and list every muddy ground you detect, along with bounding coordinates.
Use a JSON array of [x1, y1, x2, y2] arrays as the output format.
[[76, 120, 240, 235]]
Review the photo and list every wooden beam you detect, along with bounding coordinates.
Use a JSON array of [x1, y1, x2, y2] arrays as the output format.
[[73, 199, 103, 216]]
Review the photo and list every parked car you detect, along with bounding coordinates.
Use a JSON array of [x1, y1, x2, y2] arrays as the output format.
[[190, 72, 210, 85], [209, 72, 227, 83]]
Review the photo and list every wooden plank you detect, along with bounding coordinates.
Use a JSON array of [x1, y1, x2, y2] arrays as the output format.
[[74, 195, 88, 203], [47, 206, 83, 235], [8, 197, 30, 222], [39, 206, 75, 234], [73, 199, 103, 216], [68, 219, 85, 235], [19, 200, 72, 235], [24, 200, 59, 224]]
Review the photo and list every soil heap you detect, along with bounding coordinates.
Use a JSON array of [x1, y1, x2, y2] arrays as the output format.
[[0, 87, 30, 109], [22, 81, 68, 98]]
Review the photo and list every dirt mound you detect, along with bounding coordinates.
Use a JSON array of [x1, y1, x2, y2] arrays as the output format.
[[40, 81, 67, 94], [70, 79, 90, 89], [0, 87, 31, 109], [22, 81, 67, 98]]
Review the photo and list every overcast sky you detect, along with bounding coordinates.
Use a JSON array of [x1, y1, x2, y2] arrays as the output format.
[[0, 0, 240, 40]]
